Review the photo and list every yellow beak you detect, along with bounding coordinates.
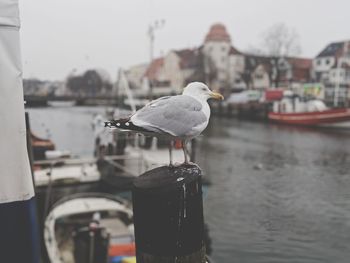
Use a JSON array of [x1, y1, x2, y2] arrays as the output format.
[[210, 92, 224, 100]]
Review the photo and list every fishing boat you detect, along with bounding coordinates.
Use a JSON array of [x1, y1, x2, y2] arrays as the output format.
[[47, 100, 76, 107], [34, 159, 101, 188], [33, 155, 144, 223], [268, 91, 350, 127], [44, 193, 135, 263], [31, 130, 72, 161], [31, 131, 56, 160]]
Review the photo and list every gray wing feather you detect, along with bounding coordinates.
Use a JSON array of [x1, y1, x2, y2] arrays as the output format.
[[131, 95, 207, 136]]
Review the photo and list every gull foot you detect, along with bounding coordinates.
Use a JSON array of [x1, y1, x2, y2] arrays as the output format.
[[168, 162, 183, 168]]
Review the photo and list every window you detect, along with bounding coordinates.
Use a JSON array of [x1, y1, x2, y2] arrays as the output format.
[[250, 58, 256, 66], [316, 59, 321, 66], [325, 59, 330, 65], [222, 46, 226, 52]]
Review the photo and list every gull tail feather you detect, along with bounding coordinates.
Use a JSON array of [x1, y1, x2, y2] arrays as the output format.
[[104, 118, 149, 132]]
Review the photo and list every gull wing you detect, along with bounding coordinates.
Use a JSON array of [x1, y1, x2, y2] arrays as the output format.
[[130, 95, 207, 137]]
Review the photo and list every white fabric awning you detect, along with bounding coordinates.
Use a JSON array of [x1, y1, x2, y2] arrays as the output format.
[[0, 0, 20, 28], [0, 0, 34, 203]]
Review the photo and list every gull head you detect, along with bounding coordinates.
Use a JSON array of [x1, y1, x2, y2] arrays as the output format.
[[182, 82, 224, 101]]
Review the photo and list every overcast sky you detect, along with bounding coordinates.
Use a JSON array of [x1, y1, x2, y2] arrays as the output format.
[[19, 0, 350, 81]]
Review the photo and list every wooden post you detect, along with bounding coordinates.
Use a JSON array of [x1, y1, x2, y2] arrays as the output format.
[[132, 165, 206, 263], [25, 112, 35, 189]]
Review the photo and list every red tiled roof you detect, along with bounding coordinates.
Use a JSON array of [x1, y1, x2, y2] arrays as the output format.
[[144, 57, 164, 80], [287, 57, 312, 69], [204, 23, 231, 43]]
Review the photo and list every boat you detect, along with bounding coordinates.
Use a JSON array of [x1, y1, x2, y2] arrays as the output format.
[[47, 100, 76, 107], [31, 131, 56, 160], [268, 91, 350, 127], [34, 159, 101, 188], [44, 193, 135, 263], [43, 192, 214, 263], [33, 155, 144, 224], [227, 90, 261, 104], [31, 130, 72, 160]]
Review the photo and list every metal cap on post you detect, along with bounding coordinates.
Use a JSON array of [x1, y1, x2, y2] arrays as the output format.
[[132, 165, 206, 263]]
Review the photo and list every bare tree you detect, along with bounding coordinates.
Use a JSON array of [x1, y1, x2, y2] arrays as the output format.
[[263, 23, 301, 57], [262, 23, 301, 87]]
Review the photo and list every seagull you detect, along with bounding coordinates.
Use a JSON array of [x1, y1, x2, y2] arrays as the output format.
[[105, 82, 223, 166]]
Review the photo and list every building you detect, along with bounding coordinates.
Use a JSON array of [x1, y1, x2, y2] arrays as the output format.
[[313, 41, 350, 105], [202, 23, 245, 93], [126, 23, 313, 98], [313, 41, 350, 83], [125, 63, 148, 90], [140, 49, 204, 97], [243, 55, 312, 91]]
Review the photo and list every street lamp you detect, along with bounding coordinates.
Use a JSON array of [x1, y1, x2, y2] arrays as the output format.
[[147, 19, 165, 99], [148, 19, 165, 64]]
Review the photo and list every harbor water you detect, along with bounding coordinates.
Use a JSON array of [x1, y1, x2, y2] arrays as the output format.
[[28, 106, 350, 263]]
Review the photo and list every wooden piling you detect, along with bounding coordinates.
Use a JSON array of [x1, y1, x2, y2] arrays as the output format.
[[25, 112, 35, 189], [132, 165, 206, 263]]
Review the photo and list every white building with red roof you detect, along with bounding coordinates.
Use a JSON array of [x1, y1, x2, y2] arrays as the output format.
[[202, 23, 245, 92]]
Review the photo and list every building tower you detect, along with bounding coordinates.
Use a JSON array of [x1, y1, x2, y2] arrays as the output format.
[[202, 23, 232, 90]]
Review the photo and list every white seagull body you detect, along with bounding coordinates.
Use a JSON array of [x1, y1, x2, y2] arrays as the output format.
[[105, 82, 223, 165]]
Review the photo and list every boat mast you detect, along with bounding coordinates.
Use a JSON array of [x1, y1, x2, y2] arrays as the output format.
[[147, 19, 165, 99]]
